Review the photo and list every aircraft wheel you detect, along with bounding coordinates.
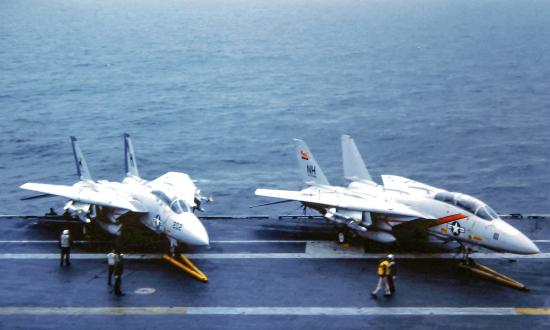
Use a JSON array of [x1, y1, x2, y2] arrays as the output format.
[[337, 231, 347, 244]]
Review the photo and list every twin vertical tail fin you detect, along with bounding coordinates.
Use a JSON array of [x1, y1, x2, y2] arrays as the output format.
[[341, 135, 373, 182], [124, 133, 139, 177], [293, 138, 330, 186], [70, 136, 93, 181]]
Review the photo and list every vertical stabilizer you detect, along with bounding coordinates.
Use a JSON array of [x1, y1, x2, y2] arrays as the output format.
[[124, 133, 139, 177], [70, 136, 93, 181], [293, 139, 330, 186], [341, 135, 373, 182]]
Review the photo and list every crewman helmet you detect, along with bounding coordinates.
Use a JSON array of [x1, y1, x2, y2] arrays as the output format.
[[63, 229, 69, 235], [387, 254, 394, 260]]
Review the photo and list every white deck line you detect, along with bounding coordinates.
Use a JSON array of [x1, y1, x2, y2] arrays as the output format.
[[1, 252, 549, 260], [0, 240, 550, 260], [0, 306, 546, 316], [1, 239, 546, 244], [0, 240, 547, 259]]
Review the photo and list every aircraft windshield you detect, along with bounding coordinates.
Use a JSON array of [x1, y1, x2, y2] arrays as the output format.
[[170, 199, 191, 214], [152, 190, 172, 206], [152, 191, 191, 214], [475, 205, 499, 221], [434, 192, 498, 221]]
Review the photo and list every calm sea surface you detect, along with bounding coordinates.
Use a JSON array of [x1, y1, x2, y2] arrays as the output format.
[[1, 0, 549, 216]]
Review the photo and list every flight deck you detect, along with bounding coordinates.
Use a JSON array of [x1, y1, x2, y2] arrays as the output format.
[[0, 215, 548, 329]]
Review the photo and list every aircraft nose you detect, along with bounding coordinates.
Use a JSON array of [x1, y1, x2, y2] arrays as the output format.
[[513, 234, 540, 254], [182, 213, 209, 246], [498, 221, 540, 254], [525, 239, 540, 254]]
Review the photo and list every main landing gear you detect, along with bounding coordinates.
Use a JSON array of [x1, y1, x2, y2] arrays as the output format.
[[336, 229, 355, 250], [337, 231, 347, 245]]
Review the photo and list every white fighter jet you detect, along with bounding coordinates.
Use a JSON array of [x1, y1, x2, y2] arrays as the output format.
[[255, 135, 540, 257], [20, 134, 210, 254]]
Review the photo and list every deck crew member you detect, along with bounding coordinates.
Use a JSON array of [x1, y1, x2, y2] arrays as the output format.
[[113, 252, 125, 296], [107, 249, 116, 286], [59, 229, 72, 267], [371, 255, 391, 297], [45, 208, 57, 216], [387, 254, 396, 295]]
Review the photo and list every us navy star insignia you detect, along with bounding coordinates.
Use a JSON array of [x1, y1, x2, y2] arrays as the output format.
[[154, 214, 161, 228], [448, 221, 465, 236]]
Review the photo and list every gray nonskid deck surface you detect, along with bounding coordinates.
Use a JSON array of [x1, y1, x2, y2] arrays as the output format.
[[0, 217, 548, 329]]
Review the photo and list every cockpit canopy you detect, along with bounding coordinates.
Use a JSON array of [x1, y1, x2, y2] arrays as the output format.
[[434, 191, 499, 221], [170, 199, 191, 214], [152, 190, 191, 214]]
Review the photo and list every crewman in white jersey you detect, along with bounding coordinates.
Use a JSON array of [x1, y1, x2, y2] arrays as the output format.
[[107, 249, 116, 286], [58, 229, 71, 267]]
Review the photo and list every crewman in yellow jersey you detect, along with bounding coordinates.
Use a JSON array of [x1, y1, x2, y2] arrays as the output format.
[[371, 255, 391, 298]]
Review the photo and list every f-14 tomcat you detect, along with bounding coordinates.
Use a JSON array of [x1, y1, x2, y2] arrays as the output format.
[[21, 134, 210, 254], [255, 135, 540, 257]]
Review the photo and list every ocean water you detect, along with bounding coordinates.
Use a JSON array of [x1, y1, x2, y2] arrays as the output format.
[[1, 0, 549, 216]]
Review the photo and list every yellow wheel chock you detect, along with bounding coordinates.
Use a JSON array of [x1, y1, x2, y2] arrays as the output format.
[[163, 254, 208, 283], [458, 259, 528, 291]]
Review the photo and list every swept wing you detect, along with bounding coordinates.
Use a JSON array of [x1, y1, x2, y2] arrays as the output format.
[[20, 182, 147, 212], [255, 188, 430, 219]]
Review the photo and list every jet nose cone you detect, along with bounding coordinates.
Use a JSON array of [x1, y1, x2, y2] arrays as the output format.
[[184, 214, 210, 246], [498, 221, 540, 254], [515, 235, 540, 254], [193, 225, 210, 246]]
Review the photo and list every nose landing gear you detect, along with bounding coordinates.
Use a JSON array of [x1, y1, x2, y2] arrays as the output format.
[[164, 237, 208, 282], [457, 244, 528, 291], [163, 254, 208, 283]]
